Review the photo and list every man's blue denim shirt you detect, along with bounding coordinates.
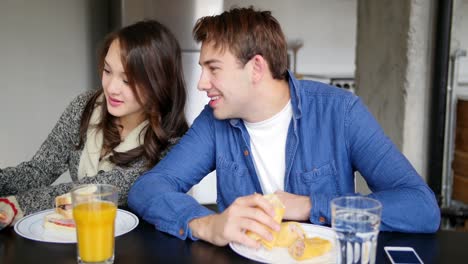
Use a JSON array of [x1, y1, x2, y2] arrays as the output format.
[[129, 72, 440, 240]]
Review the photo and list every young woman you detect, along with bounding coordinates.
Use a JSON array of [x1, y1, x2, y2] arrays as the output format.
[[0, 20, 188, 229]]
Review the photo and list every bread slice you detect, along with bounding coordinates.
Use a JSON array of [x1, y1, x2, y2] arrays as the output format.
[[275, 221, 306, 247], [43, 212, 75, 232], [288, 237, 332, 261], [43, 192, 75, 231], [55, 192, 73, 219], [44, 187, 99, 232], [55, 192, 72, 206]]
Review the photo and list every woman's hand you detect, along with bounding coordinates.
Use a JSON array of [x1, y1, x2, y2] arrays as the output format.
[[0, 197, 18, 231], [0, 209, 14, 231]]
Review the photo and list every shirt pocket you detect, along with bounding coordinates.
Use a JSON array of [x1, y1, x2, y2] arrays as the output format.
[[298, 160, 338, 195], [216, 157, 253, 207]]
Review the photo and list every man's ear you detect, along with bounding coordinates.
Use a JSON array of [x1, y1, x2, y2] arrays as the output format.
[[251, 55, 266, 84]]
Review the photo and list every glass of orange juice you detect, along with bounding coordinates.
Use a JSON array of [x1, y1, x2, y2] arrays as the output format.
[[71, 184, 118, 264]]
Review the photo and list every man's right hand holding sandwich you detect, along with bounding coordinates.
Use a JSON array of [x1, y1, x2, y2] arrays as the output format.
[[188, 192, 311, 248]]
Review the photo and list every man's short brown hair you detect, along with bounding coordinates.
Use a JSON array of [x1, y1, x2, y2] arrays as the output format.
[[193, 6, 288, 80]]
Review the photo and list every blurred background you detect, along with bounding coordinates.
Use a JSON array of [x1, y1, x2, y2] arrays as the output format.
[[0, 0, 467, 230]]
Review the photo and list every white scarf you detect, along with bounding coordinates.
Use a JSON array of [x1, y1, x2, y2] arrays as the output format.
[[77, 96, 148, 179]]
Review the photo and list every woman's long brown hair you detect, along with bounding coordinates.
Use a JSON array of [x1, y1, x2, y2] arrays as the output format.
[[78, 20, 188, 169]]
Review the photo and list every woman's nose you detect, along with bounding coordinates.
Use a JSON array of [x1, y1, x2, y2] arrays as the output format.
[[106, 77, 122, 94]]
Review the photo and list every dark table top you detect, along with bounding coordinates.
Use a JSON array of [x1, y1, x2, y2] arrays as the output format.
[[1, 213, 467, 264]]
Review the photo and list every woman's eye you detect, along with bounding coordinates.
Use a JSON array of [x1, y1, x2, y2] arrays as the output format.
[[123, 79, 129, 85], [103, 69, 110, 74]]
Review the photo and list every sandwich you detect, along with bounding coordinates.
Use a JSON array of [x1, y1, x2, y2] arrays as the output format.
[[288, 236, 332, 261], [274, 221, 306, 247], [55, 192, 73, 219], [246, 194, 285, 250], [43, 192, 75, 231]]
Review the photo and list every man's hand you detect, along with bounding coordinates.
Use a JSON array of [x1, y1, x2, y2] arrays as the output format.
[[189, 193, 281, 248], [274, 190, 311, 221]]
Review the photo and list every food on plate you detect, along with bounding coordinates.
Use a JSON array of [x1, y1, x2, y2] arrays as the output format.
[[43, 212, 75, 231], [242, 194, 331, 261], [246, 194, 285, 250], [274, 221, 305, 247], [288, 237, 332, 261], [43, 192, 75, 231], [55, 192, 73, 218]]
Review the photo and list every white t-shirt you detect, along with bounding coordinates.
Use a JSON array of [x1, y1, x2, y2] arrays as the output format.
[[244, 100, 292, 194]]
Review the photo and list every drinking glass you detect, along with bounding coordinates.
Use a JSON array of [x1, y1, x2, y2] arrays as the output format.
[[331, 196, 382, 264], [71, 184, 118, 264]]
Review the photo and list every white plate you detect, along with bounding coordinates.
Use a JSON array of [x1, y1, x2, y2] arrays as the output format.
[[229, 223, 338, 264], [14, 208, 139, 244]]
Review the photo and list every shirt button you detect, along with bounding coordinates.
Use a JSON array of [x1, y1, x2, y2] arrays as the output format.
[[179, 228, 184, 236], [244, 150, 249, 156], [319, 216, 326, 223]]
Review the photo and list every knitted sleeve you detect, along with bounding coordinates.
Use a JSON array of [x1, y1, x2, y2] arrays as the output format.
[[0, 91, 93, 209], [15, 159, 147, 215], [8, 137, 179, 215]]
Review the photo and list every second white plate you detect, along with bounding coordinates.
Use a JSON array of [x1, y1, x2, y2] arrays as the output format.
[[14, 208, 139, 244], [230, 223, 338, 264]]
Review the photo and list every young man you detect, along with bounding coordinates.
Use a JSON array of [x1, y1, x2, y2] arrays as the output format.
[[128, 7, 440, 248]]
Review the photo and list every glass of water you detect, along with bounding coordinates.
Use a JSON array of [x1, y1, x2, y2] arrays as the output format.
[[331, 196, 382, 264]]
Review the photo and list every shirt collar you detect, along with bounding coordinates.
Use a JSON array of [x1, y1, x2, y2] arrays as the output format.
[[229, 70, 303, 127], [287, 70, 302, 120]]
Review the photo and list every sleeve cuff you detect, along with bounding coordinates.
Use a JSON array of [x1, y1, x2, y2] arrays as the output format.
[[309, 193, 337, 226], [0, 196, 24, 226], [8, 196, 24, 223], [177, 204, 215, 240]]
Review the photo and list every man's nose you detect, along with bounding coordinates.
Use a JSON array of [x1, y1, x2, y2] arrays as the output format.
[[197, 71, 211, 91]]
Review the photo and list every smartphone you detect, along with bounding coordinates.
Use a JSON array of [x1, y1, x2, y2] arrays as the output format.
[[384, 246, 424, 264]]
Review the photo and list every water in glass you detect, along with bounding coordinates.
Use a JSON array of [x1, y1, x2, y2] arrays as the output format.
[[331, 197, 382, 264]]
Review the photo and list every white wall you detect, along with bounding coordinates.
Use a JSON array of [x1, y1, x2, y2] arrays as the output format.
[[0, 1, 108, 183], [453, 0, 468, 82], [453, 0, 468, 97]]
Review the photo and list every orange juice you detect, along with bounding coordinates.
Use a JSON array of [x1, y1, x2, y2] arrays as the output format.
[[73, 201, 117, 262]]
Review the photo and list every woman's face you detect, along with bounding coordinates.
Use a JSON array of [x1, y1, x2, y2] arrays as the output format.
[[102, 39, 145, 127]]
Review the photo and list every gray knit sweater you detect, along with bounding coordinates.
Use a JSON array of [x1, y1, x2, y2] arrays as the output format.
[[0, 90, 172, 215]]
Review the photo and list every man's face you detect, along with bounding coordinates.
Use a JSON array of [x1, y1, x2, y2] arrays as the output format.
[[197, 41, 252, 120]]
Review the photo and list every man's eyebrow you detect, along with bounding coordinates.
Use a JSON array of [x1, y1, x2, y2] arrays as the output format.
[[199, 59, 222, 66]]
